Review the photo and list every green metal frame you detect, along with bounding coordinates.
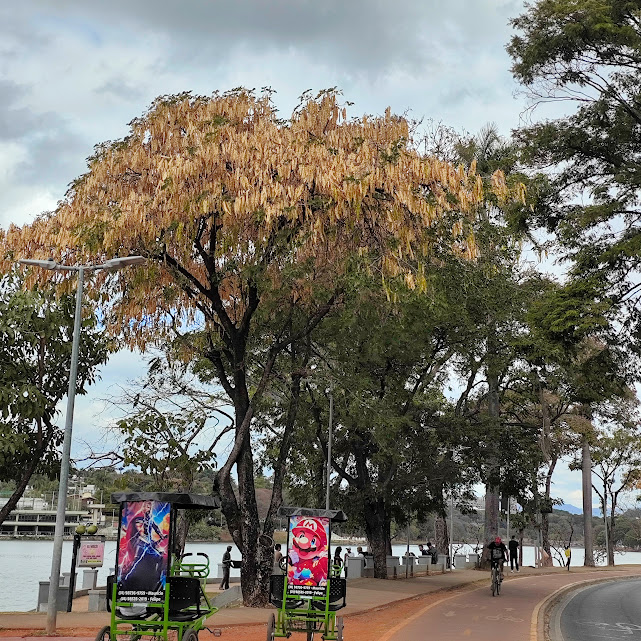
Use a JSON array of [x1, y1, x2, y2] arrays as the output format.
[[171, 553, 211, 591], [103, 493, 221, 641], [107, 579, 217, 641], [271, 508, 348, 640]]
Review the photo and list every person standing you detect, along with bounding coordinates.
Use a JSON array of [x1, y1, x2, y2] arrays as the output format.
[[220, 545, 232, 590], [273, 543, 283, 574], [333, 546, 343, 575], [564, 545, 571, 570], [508, 535, 520, 573], [343, 547, 351, 578]]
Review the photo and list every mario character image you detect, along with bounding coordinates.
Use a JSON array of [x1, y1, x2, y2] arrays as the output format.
[[287, 516, 330, 594]]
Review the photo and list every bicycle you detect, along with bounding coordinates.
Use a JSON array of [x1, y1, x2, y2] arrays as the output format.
[[490, 561, 501, 597]]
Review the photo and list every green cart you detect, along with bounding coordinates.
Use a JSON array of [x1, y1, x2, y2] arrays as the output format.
[[267, 506, 347, 641], [95, 491, 222, 641]]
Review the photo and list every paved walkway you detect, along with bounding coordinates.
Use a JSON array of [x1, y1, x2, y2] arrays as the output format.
[[1, 565, 639, 640]]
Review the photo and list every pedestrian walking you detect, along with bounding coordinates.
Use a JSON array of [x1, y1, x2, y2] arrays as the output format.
[[220, 545, 232, 590], [508, 535, 520, 573], [564, 545, 571, 570]]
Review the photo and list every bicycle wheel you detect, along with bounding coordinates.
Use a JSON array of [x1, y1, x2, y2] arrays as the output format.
[[95, 626, 111, 641], [496, 574, 501, 596], [266, 613, 275, 641], [182, 628, 198, 641], [306, 620, 314, 641], [490, 569, 496, 597]]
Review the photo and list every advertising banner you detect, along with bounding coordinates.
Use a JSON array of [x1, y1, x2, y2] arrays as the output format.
[[286, 515, 330, 598], [116, 500, 171, 603], [78, 537, 105, 567]]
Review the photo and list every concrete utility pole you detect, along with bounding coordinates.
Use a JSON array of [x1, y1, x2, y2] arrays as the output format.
[[19, 256, 145, 634], [582, 437, 595, 566], [325, 386, 333, 511], [449, 492, 454, 572], [506, 497, 510, 541], [603, 489, 610, 566]]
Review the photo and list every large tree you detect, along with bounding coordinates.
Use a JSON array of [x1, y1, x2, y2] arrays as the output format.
[[0, 272, 108, 525], [278, 268, 479, 578], [508, 0, 641, 346], [1, 89, 512, 605]]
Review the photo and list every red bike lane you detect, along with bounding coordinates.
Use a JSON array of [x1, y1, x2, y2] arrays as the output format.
[[379, 569, 641, 641]]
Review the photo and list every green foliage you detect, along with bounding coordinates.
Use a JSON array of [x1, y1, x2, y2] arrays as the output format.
[[107, 351, 229, 493], [509, 0, 641, 352], [0, 271, 109, 489]]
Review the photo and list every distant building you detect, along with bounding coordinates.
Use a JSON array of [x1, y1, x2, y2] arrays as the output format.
[[0, 502, 107, 537]]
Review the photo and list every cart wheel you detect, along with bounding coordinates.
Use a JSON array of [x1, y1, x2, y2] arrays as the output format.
[[182, 628, 198, 641], [266, 613, 276, 641], [95, 626, 111, 641], [336, 616, 344, 641]]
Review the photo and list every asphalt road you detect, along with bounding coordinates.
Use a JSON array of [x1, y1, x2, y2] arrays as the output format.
[[381, 572, 569, 641], [381, 570, 641, 641], [559, 578, 641, 640]]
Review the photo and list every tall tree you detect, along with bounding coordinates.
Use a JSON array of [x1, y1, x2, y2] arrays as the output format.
[[283, 269, 478, 578], [1, 89, 509, 605], [590, 400, 641, 566], [0, 272, 108, 526], [508, 0, 641, 348]]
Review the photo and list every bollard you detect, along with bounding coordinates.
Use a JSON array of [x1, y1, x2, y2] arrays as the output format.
[[82, 569, 98, 590]]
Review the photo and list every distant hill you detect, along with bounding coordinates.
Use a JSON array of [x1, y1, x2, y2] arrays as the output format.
[[555, 504, 603, 516]]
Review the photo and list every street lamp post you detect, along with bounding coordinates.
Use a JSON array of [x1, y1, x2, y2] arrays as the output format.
[[325, 386, 334, 512], [18, 256, 144, 634]]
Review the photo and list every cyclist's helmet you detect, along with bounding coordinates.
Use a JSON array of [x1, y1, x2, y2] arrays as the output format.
[[495, 536, 502, 544]]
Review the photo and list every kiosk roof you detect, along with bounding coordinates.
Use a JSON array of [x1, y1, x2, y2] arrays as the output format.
[[111, 491, 220, 509], [278, 505, 348, 522]]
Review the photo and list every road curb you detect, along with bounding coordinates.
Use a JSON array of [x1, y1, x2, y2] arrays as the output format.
[[533, 573, 641, 641]]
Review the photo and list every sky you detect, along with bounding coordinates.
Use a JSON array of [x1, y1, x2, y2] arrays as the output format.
[[0, 0, 599, 509]]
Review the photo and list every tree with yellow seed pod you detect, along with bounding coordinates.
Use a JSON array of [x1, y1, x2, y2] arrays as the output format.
[[0, 88, 518, 606]]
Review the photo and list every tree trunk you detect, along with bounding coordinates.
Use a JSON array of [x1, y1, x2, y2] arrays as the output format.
[[481, 487, 499, 566], [540, 512, 553, 567], [174, 510, 189, 558], [607, 507, 616, 566], [582, 438, 595, 566], [518, 528, 524, 567], [363, 498, 390, 579], [541, 458, 556, 567], [0, 447, 42, 526], [481, 362, 500, 566], [236, 424, 266, 605], [434, 514, 449, 556]]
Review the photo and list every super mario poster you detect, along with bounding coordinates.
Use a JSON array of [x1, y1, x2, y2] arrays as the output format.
[[116, 500, 171, 603], [286, 515, 330, 597]]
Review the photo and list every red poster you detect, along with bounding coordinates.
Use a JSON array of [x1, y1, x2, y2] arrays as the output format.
[[286, 516, 330, 597]]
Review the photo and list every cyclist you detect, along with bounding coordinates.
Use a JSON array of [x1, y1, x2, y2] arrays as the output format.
[[488, 536, 508, 582]]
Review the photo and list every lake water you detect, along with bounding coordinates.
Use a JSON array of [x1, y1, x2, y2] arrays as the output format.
[[2, 539, 641, 612]]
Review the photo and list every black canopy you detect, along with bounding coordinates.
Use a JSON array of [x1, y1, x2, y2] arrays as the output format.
[[278, 505, 348, 523], [111, 491, 220, 510]]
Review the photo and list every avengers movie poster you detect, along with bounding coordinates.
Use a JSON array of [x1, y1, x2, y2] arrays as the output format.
[[286, 516, 330, 597], [116, 500, 171, 603]]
